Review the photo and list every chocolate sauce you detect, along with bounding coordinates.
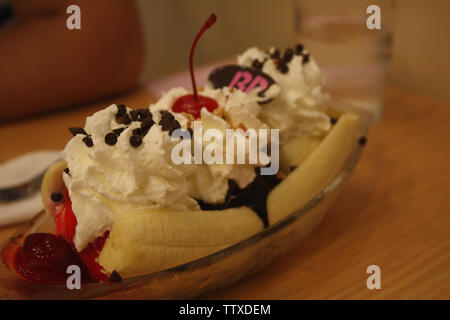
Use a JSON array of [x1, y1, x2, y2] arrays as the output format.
[[197, 168, 281, 227]]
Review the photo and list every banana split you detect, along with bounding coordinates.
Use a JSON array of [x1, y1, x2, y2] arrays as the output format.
[[1, 14, 361, 284]]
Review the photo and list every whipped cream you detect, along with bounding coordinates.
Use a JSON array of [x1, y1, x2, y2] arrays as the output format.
[[149, 86, 268, 203], [62, 45, 331, 251], [236, 46, 331, 142], [150, 86, 269, 131], [63, 105, 198, 251], [63, 86, 269, 250]]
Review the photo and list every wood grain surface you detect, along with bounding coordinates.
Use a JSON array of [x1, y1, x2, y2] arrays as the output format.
[[0, 86, 449, 299]]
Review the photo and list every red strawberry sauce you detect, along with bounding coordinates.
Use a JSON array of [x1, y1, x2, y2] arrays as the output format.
[[1, 189, 110, 284]]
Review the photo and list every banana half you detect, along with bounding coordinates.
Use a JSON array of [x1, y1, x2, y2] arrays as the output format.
[[98, 207, 263, 277], [41, 113, 359, 278], [268, 113, 359, 224]]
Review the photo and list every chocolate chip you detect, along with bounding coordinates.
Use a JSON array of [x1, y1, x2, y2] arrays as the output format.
[[277, 63, 289, 74], [117, 104, 127, 116], [132, 128, 142, 136], [358, 136, 367, 146], [283, 48, 294, 63], [130, 110, 139, 121], [69, 127, 86, 136], [50, 192, 63, 202], [130, 134, 142, 147], [295, 43, 304, 55], [116, 113, 131, 125], [122, 114, 132, 125], [302, 53, 310, 64], [330, 117, 338, 125], [252, 59, 263, 69], [138, 108, 152, 120], [169, 120, 181, 136], [64, 167, 70, 175], [159, 112, 181, 136], [160, 110, 175, 121], [105, 132, 117, 145], [109, 270, 122, 283], [269, 48, 280, 59], [159, 112, 175, 130], [112, 127, 125, 136], [141, 118, 155, 135], [82, 136, 93, 147]]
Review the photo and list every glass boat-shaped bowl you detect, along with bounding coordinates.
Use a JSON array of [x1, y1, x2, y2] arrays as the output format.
[[0, 136, 365, 299]]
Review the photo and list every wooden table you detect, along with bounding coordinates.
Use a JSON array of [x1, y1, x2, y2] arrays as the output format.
[[1, 86, 449, 299]]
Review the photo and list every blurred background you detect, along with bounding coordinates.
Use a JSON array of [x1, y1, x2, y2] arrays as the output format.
[[137, 0, 450, 104], [0, 0, 449, 120]]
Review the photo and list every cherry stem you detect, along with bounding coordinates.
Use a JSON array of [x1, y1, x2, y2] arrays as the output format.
[[189, 13, 217, 100]]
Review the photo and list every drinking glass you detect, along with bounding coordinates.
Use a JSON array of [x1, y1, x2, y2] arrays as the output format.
[[294, 0, 395, 127]]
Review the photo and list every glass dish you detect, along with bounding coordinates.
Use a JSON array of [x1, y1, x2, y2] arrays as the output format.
[[0, 136, 365, 299]]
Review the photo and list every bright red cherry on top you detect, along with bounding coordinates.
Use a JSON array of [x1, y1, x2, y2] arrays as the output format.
[[172, 13, 219, 119]]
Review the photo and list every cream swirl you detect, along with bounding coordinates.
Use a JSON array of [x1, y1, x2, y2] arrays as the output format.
[[149, 86, 269, 203], [63, 105, 198, 251], [237, 46, 331, 142]]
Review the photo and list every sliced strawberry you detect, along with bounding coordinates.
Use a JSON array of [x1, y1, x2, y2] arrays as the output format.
[[13, 233, 92, 284], [54, 189, 110, 282], [4, 189, 111, 284]]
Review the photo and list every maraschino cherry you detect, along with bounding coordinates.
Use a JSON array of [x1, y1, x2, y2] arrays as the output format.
[[172, 13, 219, 119]]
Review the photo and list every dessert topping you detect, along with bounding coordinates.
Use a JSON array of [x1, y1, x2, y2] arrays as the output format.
[[302, 53, 310, 64], [269, 48, 280, 59], [282, 48, 294, 63], [104, 132, 118, 145], [140, 118, 155, 135], [130, 110, 139, 121], [171, 14, 219, 119], [69, 127, 87, 136], [129, 134, 142, 147], [358, 136, 367, 146], [13, 233, 92, 284], [50, 192, 63, 202], [159, 111, 182, 135], [112, 127, 125, 136], [295, 43, 304, 55], [115, 113, 131, 125], [252, 59, 263, 69], [137, 108, 152, 120], [117, 104, 127, 116], [82, 135, 93, 147], [132, 128, 142, 136], [236, 46, 330, 140], [276, 62, 289, 74], [109, 270, 123, 283], [197, 168, 282, 228]]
